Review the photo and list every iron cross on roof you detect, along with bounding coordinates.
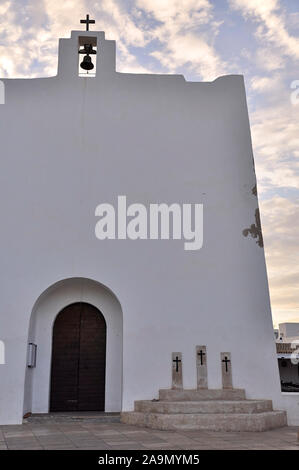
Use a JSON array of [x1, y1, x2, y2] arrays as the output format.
[[80, 14, 95, 31]]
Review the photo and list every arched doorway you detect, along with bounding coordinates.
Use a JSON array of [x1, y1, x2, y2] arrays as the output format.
[[24, 278, 123, 415], [50, 302, 107, 411]]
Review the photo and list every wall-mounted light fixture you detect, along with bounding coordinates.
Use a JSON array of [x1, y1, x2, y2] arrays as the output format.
[[27, 343, 37, 368]]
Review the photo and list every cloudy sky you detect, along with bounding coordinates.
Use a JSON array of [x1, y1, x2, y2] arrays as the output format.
[[0, 0, 298, 327]]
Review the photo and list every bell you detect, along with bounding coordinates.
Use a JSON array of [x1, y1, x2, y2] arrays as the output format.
[[80, 55, 94, 71]]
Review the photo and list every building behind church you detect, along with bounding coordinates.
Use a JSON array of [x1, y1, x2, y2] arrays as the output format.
[[275, 323, 299, 393]]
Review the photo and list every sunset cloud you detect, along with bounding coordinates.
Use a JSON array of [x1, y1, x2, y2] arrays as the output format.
[[135, 0, 226, 80], [229, 0, 299, 60], [260, 197, 299, 325]]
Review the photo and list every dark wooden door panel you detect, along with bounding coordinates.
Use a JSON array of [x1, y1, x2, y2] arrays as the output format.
[[50, 302, 106, 412], [50, 304, 81, 411], [78, 303, 106, 411]]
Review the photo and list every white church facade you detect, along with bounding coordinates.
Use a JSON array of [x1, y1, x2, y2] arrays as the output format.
[[0, 25, 296, 427]]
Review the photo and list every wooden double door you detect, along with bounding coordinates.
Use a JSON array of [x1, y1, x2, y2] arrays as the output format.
[[50, 302, 106, 411]]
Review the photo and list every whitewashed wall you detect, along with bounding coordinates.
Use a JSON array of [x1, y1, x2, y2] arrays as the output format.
[[0, 30, 284, 424]]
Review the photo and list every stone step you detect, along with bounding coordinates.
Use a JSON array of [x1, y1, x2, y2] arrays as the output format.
[[121, 410, 287, 432], [134, 399, 273, 414], [24, 412, 121, 424], [159, 388, 246, 401]]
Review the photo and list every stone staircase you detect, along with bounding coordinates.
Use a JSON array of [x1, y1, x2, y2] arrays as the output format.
[[121, 389, 287, 432]]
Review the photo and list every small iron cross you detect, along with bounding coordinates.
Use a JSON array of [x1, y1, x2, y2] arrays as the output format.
[[80, 14, 95, 31], [222, 355, 231, 372], [197, 349, 206, 365], [173, 356, 181, 373]]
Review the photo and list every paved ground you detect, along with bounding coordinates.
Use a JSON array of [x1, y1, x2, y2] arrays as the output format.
[[0, 419, 298, 450]]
